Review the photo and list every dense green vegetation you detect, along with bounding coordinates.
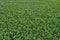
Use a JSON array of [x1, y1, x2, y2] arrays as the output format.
[[0, 0, 60, 40]]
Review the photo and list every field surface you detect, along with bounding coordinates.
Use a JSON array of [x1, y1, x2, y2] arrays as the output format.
[[0, 0, 60, 40]]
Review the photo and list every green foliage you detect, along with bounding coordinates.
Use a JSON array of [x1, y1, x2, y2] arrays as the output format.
[[0, 0, 60, 40]]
